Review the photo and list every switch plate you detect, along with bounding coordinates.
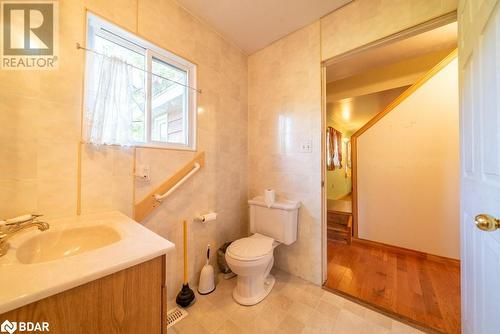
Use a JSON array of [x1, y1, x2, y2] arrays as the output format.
[[299, 140, 312, 153], [136, 164, 151, 181]]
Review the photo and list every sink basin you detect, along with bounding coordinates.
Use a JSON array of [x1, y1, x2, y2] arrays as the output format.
[[16, 225, 121, 264]]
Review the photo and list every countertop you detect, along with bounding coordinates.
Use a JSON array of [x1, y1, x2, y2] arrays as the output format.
[[0, 211, 175, 314]]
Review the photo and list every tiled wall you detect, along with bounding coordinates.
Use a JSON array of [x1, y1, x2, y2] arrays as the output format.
[[1, 0, 458, 291], [0, 0, 248, 299], [247, 0, 457, 285], [248, 22, 323, 284], [320, 0, 458, 61], [0, 0, 83, 218]]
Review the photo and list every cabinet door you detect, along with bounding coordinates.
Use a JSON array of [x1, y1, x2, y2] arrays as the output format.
[[0, 256, 165, 334]]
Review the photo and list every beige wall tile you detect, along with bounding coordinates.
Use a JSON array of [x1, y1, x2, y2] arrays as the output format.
[[320, 0, 458, 61], [135, 0, 248, 298], [84, 0, 138, 32], [0, 179, 38, 218], [80, 145, 134, 217], [248, 22, 322, 285], [0, 0, 247, 300]]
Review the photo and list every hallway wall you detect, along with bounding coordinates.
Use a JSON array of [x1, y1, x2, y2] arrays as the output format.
[[356, 58, 460, 259]]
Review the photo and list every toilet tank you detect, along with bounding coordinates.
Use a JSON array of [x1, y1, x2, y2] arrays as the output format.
[[248, 196, 301, 245]]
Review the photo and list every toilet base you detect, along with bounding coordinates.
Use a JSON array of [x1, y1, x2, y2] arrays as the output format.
[[232, 274, 275, 306]]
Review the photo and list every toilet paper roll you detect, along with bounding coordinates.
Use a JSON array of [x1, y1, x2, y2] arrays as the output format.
[[264, 189, 275, 208], [197, 212, 217, 224]]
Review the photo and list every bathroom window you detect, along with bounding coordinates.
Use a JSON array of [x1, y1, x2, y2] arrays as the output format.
[[84, 14, 197, 150]]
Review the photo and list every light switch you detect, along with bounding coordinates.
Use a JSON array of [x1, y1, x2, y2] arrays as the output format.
[[299, 140, 312, 153]]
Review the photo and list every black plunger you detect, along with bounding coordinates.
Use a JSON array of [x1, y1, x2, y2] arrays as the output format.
[[176, 220, 195, 307]]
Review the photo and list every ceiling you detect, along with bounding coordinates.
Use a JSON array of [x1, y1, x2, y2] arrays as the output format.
[[326, 22, 457, 83], [327, 86, 409, 134], [176, 0, 352, 54]]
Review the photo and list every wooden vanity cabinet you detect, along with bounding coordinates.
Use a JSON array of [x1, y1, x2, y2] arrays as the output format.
[[0, 255, 167, 334]]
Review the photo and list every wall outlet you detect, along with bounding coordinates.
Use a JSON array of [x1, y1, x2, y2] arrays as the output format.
[[135, 164, 151, 181], [299, 140, 312, 153]]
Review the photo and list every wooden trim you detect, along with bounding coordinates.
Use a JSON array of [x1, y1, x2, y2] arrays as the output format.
[[350, 49, 457, 238], [321, 61, 328, 284], [134, 151, 205, 222], [351, 136, 358, 237], [351, 49, 457, 139], [352, 237, 460, 267]]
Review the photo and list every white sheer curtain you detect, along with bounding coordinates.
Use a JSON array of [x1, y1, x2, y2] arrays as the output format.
[[83, 53, 134, 146]]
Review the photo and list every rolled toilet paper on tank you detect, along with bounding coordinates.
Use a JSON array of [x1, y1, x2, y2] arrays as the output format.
[[264, 189, 275, 208], [198, 212, 217, 223]]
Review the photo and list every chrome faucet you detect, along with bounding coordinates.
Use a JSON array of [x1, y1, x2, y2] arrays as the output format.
[[0, 215, 49, 257]]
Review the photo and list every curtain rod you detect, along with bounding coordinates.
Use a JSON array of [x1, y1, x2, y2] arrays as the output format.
[[76, 43, 202, 94]]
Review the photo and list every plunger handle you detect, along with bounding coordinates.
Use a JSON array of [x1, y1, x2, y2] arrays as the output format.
[[183, 220, 188, 284]]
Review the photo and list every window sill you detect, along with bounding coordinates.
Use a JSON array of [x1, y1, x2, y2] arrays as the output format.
[[80, 141, 197, 152], [133, 143, 197, 152]]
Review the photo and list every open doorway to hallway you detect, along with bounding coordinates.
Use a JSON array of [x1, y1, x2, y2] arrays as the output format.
[[322, 18, 460, 334]]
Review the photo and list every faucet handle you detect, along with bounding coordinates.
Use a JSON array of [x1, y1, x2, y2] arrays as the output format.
[[4, 214, 43, 226]]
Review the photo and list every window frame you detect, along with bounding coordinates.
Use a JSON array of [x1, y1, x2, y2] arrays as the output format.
[[86, 13, 197, 151]]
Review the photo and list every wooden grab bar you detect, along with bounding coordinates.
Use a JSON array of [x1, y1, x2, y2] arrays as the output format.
[[134, 152, 205, 222]]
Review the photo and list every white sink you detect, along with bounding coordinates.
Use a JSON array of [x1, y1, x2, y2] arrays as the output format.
[[0, 211, 175, 314], [16, 225, 121, 264]]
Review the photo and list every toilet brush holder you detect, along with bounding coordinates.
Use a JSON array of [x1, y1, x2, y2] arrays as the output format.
[[198, 244, 216, 295]]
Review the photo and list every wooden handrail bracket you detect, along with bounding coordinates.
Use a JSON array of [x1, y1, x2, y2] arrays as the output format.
[[134, 151, 205, 222]]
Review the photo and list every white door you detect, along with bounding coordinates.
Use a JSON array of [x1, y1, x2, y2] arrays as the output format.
[[459, 0, 500, 333]]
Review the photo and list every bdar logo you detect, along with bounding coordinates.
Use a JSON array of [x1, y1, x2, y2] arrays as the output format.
[[1, 1, 59, 69], [0, 320, 17, 334]]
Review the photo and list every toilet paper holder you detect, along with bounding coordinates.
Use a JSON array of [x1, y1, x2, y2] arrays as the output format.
[[194, 212, 218, 223]]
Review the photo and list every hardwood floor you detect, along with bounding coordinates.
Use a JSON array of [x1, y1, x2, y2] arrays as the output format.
[[325, 240, 461, 334]]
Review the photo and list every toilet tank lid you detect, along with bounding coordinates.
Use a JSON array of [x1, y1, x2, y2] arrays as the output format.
[[248, 196, 301, 210]]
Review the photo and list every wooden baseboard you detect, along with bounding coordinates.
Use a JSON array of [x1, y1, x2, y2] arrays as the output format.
[[352, 237, 460, 267]]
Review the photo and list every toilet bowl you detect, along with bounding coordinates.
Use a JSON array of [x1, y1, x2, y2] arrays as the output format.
[[226, 196, 300, 306], [225, 234, 279, 305]]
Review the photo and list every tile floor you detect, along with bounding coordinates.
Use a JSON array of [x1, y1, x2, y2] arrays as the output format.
[[170, 269, 424, 334]]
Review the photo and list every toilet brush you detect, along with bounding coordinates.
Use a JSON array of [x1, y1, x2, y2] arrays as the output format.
[[198, 244, 215, 295], [176, 220, 195, 307]]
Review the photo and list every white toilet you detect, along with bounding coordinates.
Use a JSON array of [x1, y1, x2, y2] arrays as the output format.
[[225, 196, 300, 305]]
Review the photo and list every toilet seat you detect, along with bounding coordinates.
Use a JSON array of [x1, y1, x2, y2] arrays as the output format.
[[225, 233, 277, 305], [226, 234, 275, 261]]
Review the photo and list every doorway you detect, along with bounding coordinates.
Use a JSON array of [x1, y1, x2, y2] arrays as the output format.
[[321, 17, 461, 334]]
